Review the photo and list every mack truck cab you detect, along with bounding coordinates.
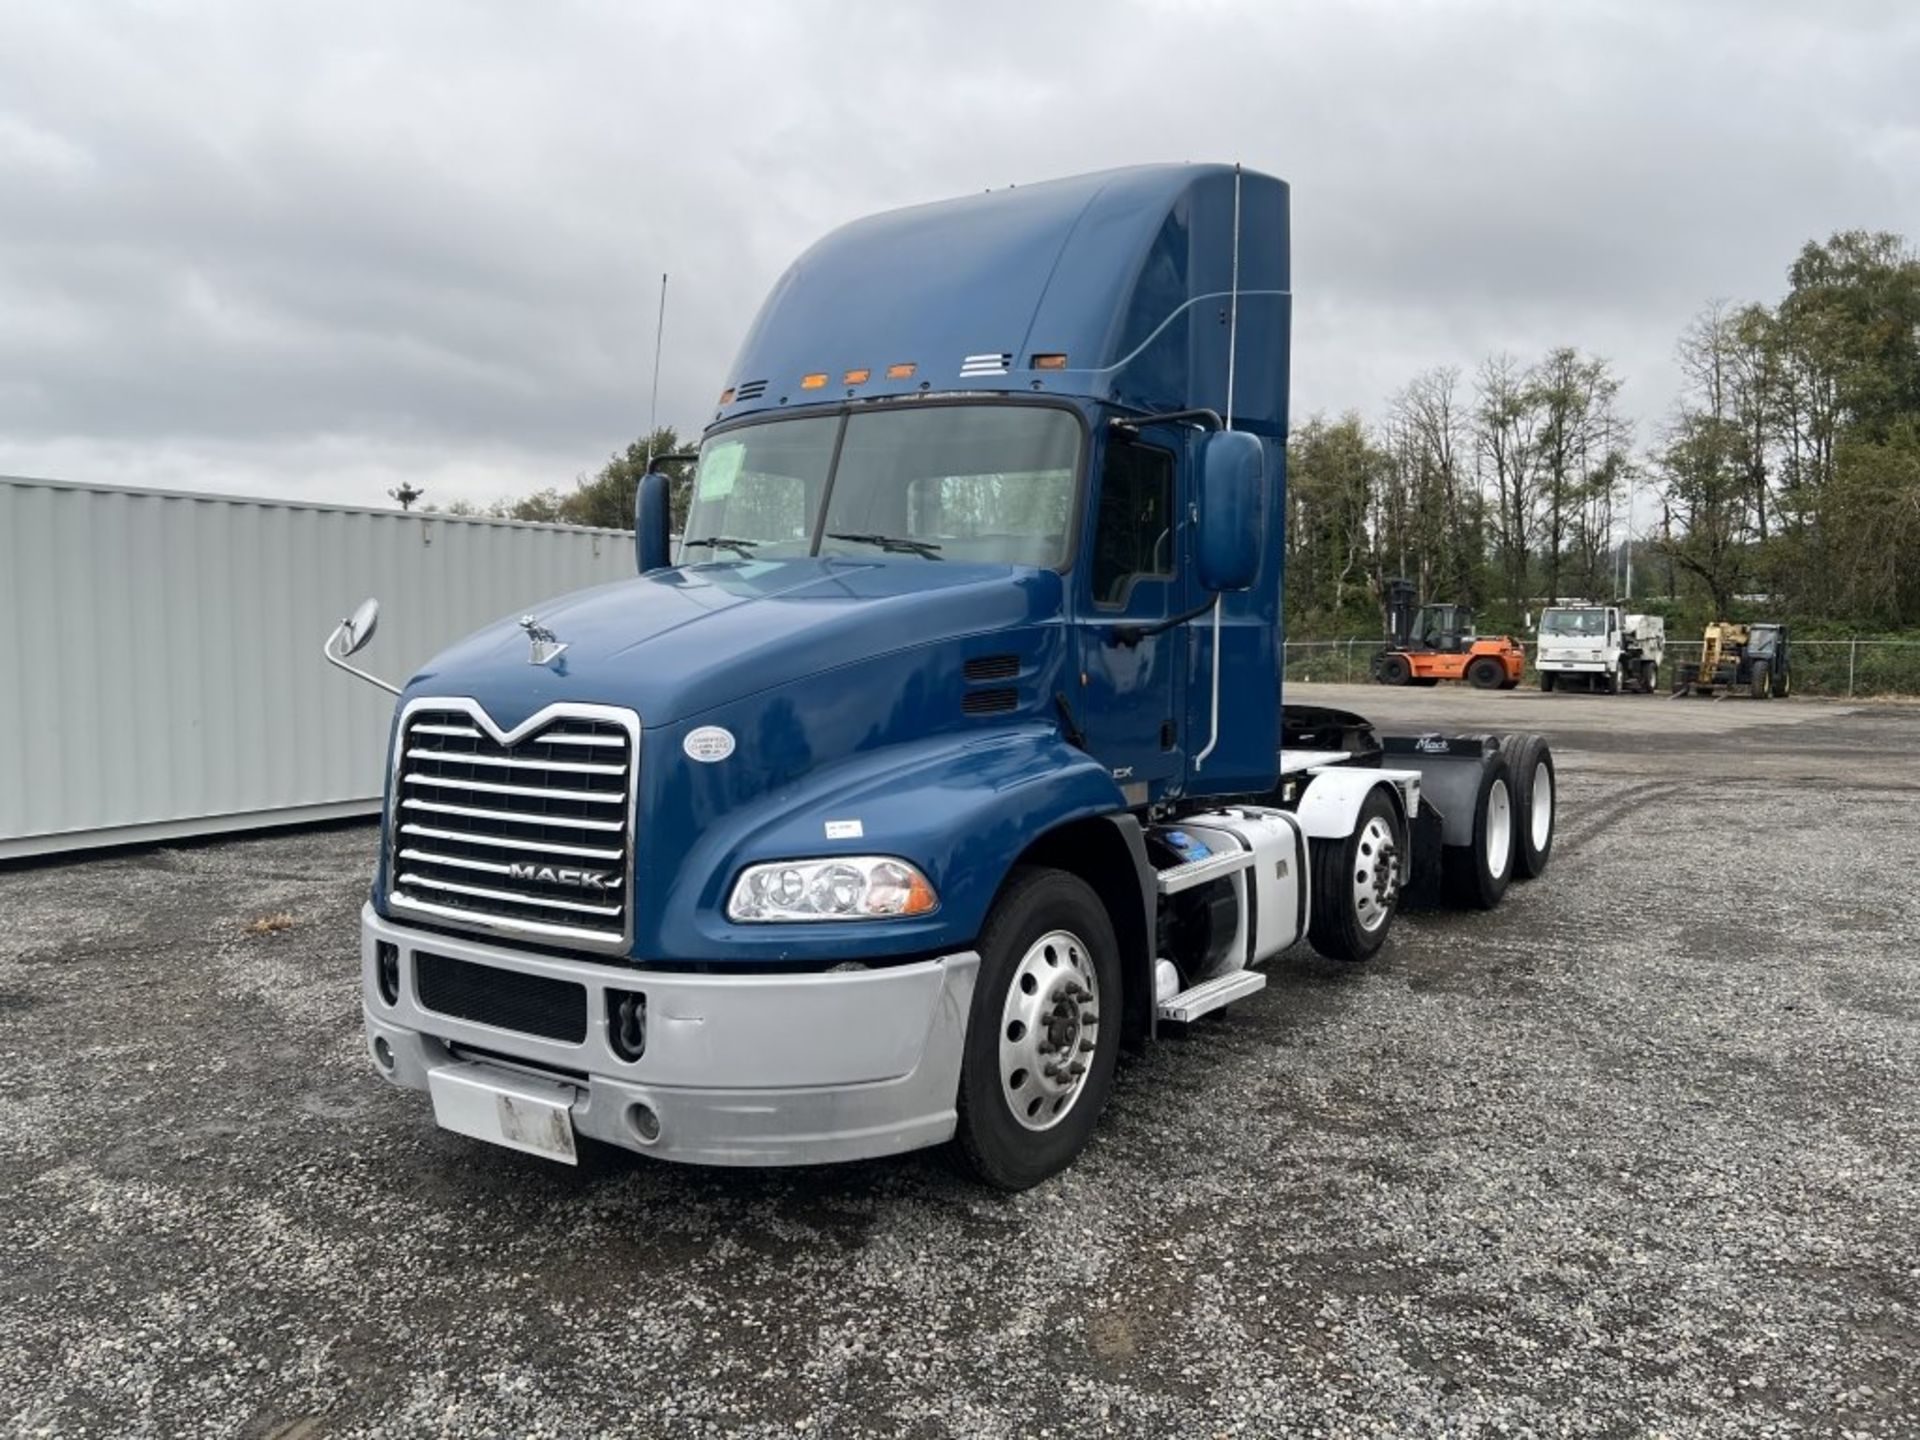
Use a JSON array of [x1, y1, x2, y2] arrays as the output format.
[[326, 165, 1558, 1188]]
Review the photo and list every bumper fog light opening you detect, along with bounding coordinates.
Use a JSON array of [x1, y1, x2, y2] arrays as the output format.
[[626, 1101, 661, 1145], [372, 1036, 396, 1072]]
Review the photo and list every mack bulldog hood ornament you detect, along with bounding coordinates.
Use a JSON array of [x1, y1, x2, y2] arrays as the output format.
[[519, 614, 568, 667]]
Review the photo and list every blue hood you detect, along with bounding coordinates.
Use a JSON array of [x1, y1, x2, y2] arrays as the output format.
[[406, 557, 1065, 730]]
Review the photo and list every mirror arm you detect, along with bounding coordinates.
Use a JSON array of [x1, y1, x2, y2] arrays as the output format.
[[322, 625, 401, 696], [1107, 598, 1216, 648], [1106, 409, 1222, 438]]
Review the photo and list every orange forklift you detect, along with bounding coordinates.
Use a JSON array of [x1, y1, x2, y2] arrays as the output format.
[[1370, 578, 1525, 690]]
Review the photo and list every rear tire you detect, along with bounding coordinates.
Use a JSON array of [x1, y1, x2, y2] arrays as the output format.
[[1498, 734, 1555, 879], [1640, 661, 1658, 693], [1378, 653, 1412, 687], [1539, 671, 1556, 692], [1441, 756, 1516, 909], [1467, 656, 1503, 690], [953, 867, 1121, 1191], [1308, 787, 1404, 963], [1752, 662, 1772, 700]]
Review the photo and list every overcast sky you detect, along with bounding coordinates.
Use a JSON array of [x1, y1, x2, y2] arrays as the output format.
[[1, 1, 1915, 512]]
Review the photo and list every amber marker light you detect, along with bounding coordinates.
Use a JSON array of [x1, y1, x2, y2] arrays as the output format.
[[718, 387, 735, 405], [1031, 353, 1069, 370], [843, 368, 871, 385], [885, 363, 917, 380], [801, 373, 829, 390]]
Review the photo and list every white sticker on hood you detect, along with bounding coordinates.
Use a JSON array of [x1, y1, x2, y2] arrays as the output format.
[[683, 726, 736, 763], [824, 819, 864, 839]]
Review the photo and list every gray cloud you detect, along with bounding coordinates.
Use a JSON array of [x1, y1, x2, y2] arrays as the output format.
[[1, 0, 1915, 509]]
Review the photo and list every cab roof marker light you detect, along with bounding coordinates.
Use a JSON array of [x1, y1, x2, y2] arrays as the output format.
[[886, 363, 917, 380], [718, 387, 735, 405], [800, 372, 829, 390], [1031, 353, 1069, 370], [843, 368, 871, 385]]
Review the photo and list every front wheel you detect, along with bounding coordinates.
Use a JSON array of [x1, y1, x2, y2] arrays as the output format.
[[1307, 787, 1404, 963], [953, 867, 1122, 1190], [1752, 662, 1772, 700], [1467, 655, 1504, 689], [1378, 652, 1413, 686], [1540, 671, 1556, 692]]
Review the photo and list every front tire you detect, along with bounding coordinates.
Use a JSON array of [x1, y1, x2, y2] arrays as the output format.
[[953, 867, 1121, 1190], [1540, 671, 1556, 692], [1752, 662, 1772, 699], [1378, 653, 1412, 686], [1467, 655, 1504, 689], [1307, 787, 1404, 963]]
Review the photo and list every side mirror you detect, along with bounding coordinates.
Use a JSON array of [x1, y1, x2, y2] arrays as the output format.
[[636, 470, 673, 573], [333, 597, 380, 657], [322, 597, 399, 695], [1195, 430, 1264, 592]]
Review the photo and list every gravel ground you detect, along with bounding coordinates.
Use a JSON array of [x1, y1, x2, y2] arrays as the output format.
[[2, 686, 1917, 1437]]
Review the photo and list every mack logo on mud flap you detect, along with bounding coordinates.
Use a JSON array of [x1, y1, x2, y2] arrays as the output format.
[[1414, 736, 1452, 754], [507, 863, 621, 891]]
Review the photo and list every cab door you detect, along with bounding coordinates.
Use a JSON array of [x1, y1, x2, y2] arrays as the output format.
[[1073, 426, 1185, 800]]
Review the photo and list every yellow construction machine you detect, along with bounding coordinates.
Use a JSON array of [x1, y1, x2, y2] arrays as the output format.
[[1673, 622, 1791, 699]]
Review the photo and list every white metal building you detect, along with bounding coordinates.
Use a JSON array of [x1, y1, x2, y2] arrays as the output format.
[[0, 476, 635, 859]]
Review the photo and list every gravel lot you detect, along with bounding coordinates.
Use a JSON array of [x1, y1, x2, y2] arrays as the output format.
[[3, 686, 1917, 1437]]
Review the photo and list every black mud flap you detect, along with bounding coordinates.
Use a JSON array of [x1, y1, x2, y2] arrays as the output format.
[[1401, 799, 1449, 909]]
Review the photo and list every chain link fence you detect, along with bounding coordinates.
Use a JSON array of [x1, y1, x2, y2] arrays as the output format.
[[1282, 637, 1920, 697]]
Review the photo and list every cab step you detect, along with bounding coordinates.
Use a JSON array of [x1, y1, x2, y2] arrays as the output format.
[[1156, 968, 1268, 1023], [1155, 848, 1254, 895]]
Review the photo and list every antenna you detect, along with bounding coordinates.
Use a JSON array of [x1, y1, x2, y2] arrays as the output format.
[[1224, 163, 1242, 431], [644, 272, 668, 470], [1196, 164, 1243, 775]]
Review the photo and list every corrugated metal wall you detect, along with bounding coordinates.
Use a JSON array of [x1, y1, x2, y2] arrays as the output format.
[[0, 476, 635, 859]]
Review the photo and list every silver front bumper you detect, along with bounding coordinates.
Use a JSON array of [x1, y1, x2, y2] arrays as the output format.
[[360, 903, 979, 1166]]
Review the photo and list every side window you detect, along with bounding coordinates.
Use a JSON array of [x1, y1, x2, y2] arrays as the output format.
[[1091, 440, 1174, 606]]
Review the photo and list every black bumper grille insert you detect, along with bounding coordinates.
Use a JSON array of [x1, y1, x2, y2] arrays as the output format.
[[415, 951, 588, 1044]]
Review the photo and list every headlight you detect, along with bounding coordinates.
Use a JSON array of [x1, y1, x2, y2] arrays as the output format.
[[727, 856, 939, 923]]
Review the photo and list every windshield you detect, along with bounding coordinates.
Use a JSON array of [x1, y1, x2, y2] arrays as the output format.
[[1540, 609, 1607, 637], [680, 404, 1081, 567]]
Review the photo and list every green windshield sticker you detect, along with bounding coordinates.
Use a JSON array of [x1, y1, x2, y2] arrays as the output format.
[[698, 442, 744, 501]]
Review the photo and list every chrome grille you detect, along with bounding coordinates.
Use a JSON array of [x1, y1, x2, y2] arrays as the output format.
[[388, 702, 639, 952]]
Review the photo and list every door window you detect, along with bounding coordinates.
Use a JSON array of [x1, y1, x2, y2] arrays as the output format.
[[1091, 439, 1175, 607]]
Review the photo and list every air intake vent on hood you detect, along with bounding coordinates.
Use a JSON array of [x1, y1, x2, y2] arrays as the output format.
[[961, 688, 1019, 716], [734, 379, 768, 401], [964, 654, 1020, 682]]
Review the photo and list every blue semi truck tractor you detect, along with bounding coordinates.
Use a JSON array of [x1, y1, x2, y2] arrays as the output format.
[[324, 164, 1557, 1188]]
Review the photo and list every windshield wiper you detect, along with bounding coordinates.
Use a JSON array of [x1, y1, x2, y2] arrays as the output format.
[[825, 531, 944, 560], [680, 536, 761, 558]]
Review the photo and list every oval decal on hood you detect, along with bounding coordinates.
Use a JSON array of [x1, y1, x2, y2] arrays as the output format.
[[684, 726, 737, 763]]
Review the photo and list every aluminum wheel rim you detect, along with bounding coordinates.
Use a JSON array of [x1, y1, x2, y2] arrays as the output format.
[[999, 929, 1100, 1132], [1352, 814, 1399, 933], [1530, 761, 1553, 851], [1486, 778, 1512, 876]]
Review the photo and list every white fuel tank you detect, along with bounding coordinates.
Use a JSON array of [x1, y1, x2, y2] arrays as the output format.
[[1170, 808, 1307, 969]]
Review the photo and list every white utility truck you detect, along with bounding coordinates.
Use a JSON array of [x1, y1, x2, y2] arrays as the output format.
[[1535, 605, 1665, 694]]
